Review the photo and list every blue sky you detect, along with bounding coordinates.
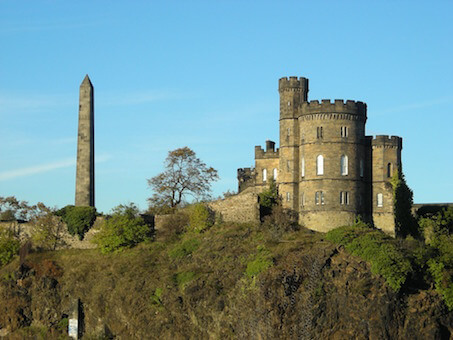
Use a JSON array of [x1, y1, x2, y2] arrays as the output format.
[[1, 1, 452, 214]]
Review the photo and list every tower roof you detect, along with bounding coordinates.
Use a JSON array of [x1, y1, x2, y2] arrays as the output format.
[[81, 74, 93, 87]]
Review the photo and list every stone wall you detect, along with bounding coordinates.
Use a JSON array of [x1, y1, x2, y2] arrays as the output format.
[[207, 188, 260, 224], [0, 218, 102, 250]]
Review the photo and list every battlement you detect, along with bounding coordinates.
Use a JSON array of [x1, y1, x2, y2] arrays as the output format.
[[255, 143, 279, 159], [372, 135, 402, 148], [279, 76, 309, 92], [299, 99, 367, 116]]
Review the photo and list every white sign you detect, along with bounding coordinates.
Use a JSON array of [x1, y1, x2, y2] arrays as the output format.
[[68, 318, 78, 339]]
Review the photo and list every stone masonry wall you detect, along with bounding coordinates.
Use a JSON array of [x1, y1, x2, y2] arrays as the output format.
[[207, 188, 260, 224]]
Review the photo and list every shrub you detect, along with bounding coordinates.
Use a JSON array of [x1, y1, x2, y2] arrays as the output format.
[[0, 228, 20, 266], [56, 205, 96, 240], [169, 238, 200, 259], [93, 203, 152, 253], [187, 203, 215, 233], [159, 211, 189, 239], [262, 205, 299, 239], [246, 246, 273, 278], [175, 271, 196, 288], [428, 259, 453, 310], [326, 224, 412, 291], [31, 212, 66, 250], [258, 179, 278, 218], [0, 209, 16, 221]]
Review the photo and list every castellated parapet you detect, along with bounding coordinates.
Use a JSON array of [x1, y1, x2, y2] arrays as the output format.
[[239, 75, 403, 236]]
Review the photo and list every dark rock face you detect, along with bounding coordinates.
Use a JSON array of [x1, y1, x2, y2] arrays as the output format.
[[0, 247, 451, 339]]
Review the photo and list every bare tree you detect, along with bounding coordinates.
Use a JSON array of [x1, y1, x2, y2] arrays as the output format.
[[147, 147, 219, 211]]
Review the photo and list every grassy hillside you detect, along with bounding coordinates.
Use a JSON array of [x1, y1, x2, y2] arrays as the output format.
[[0, 220, 452, 339]]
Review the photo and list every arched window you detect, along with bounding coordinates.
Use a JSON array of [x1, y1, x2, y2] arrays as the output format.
[[377, 193, 383, 207], [262, 169, 267, 182], [341, 155, 348, 176], [360, 159, 364, 178], [387, 163, 392, 178], [273, 168, 278, 180], [301, 157, 305, 177], [316, 155, 324, 175]]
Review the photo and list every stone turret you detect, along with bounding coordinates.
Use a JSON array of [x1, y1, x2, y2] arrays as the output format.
[[75, 75, 95, 207]]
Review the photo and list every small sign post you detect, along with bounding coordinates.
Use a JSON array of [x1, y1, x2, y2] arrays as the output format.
[[68, 318, 78, 339], [68, 298, 80, 339]]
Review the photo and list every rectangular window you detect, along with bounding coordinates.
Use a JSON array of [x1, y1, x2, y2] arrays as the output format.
[[321, 191, 325, 205], [360, 159, 364, 178], [301, 157, 305, 177], [317, 126, 323, 139], [301, 192, 305, 206], [315, 191, 320, 205], [286, 192, 290, 202], [377, 193, 383, 207], [340, 191, 349, 205], [341, 126, 348, 137], [287, 160, 290, 172]]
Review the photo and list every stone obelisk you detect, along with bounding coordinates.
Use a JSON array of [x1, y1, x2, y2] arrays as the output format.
[[75, 75, 95, 207]]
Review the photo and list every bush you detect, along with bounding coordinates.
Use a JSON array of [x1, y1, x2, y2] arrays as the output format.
[[159, 211, 189, 239], [187, 203, 215, 233], [258, 179, 278, 218], [0, 209, 16, 221], [262, 205, 299, 239], [326, 224, 412, 291], [56, 205, 96, 240], [169, 238, 200, 259], [0, 228, 20, 266], [93, 203, 152, 253], [31, 212, 66, 250], [246, 246, 273, 278], [428, 259, 453, 310]]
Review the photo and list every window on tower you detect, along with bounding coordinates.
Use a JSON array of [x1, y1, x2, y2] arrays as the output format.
[[301, 157, 305, 177], [317, 126, 323, 139], [341, 155, 348, 176], [387, 163, 393, 178], [315, 191, 325, 205], [340, 191, 350, 205], [377, 193, 383, 207], [341, 126, 348, 137], [273, 168, 278, 180], [263, 169, 267, 182], [316, 155, 324, 175]]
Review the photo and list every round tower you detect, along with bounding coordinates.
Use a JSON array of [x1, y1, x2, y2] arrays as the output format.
[[297, 99, 369, 231], [278, 77, 308, 211]]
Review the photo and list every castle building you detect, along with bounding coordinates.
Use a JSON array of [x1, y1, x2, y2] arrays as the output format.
[[238, 76, 402, 235]]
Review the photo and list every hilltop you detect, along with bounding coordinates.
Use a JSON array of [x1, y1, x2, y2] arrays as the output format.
[[0, 219, 451, 339]]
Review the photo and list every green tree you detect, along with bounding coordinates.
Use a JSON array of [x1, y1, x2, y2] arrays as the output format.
[[31, 207, 66, 251], [56, 205, 96, 240], [93, 203, 152, 253], [258, 178, 279, 219], [391, 171, 418, 238], [0, 228, 20, 266], [147, 147, 219, 211]]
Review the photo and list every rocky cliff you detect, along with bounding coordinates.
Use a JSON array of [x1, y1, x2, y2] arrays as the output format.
[[0, 224, 451, 339]]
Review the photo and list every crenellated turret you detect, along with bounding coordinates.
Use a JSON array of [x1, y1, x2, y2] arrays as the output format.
[[279, 76, 309, 119]]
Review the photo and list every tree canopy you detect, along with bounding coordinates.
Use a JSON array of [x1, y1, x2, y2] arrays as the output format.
[[147, 147, 219, 211]]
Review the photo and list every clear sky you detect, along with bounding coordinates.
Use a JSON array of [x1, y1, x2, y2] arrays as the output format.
[[1, 1, 452, 214]]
